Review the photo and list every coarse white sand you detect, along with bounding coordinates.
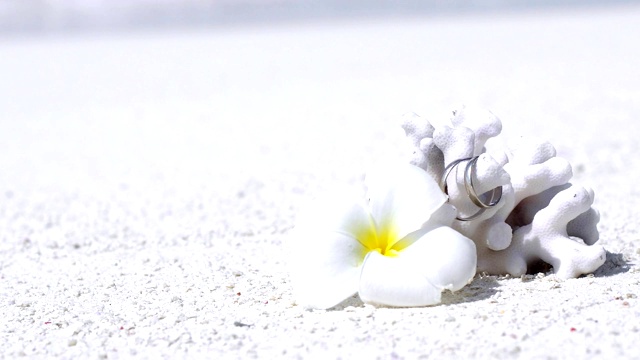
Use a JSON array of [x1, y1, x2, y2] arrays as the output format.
[[1, 5, 640, 359]]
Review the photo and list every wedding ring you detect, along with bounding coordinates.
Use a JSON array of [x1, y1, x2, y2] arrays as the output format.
[[439, 157, 473, 196], [464, 156, 502, 209], [440, 155, 503, 221]]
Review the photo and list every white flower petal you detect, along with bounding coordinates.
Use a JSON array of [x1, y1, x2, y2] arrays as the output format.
[[297, 188, 377, 243], [289, 193, 374, 309], [366, 164, 447, 241], [391, 204, 457, 251], [358, 251, 442, 307], [400, 226, 477, 291]]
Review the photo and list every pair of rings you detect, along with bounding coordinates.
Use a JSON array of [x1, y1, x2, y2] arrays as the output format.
[[439, 156, 502, 221]]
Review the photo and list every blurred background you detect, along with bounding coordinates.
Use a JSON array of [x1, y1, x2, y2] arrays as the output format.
[[1, 0, 638, 34], [1, 0, 639, 219]]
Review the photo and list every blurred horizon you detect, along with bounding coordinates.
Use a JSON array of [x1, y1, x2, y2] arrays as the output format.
[[2, 0, 639, 35]]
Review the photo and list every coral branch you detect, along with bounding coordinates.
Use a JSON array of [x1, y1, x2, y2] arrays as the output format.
[[506, 185, 605, 278]]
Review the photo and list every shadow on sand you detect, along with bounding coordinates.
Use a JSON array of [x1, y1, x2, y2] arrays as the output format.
[[593, 251, 634, 277], [329, 275, 500, 310], [440, 275, 500, 306], [327, 251, 632, 311]]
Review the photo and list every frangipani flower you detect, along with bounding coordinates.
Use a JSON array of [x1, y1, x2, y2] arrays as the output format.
[[290, 164, 477, 309]]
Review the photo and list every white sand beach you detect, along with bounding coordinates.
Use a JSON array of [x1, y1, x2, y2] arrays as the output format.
[[1, 4, 640, 358]]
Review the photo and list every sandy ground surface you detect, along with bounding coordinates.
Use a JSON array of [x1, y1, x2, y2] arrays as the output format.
[[1, 5, 640, 359]]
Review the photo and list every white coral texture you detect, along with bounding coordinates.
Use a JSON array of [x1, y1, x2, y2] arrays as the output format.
[[401, 106, 606, 279]]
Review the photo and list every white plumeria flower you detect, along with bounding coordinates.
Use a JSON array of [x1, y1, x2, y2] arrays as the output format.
[[290, 163, 477, 309]]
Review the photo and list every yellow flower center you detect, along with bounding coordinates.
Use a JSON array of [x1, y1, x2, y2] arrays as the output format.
[[357, 219, 404, 258]]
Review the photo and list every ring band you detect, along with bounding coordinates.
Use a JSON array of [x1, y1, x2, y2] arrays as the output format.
[[464, 156, 502, 209], [440, 156, 503, 221], [439, 157, 473, 196]]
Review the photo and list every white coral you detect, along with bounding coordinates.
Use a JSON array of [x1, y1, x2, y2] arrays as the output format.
[[401, 106, 606, 279]]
